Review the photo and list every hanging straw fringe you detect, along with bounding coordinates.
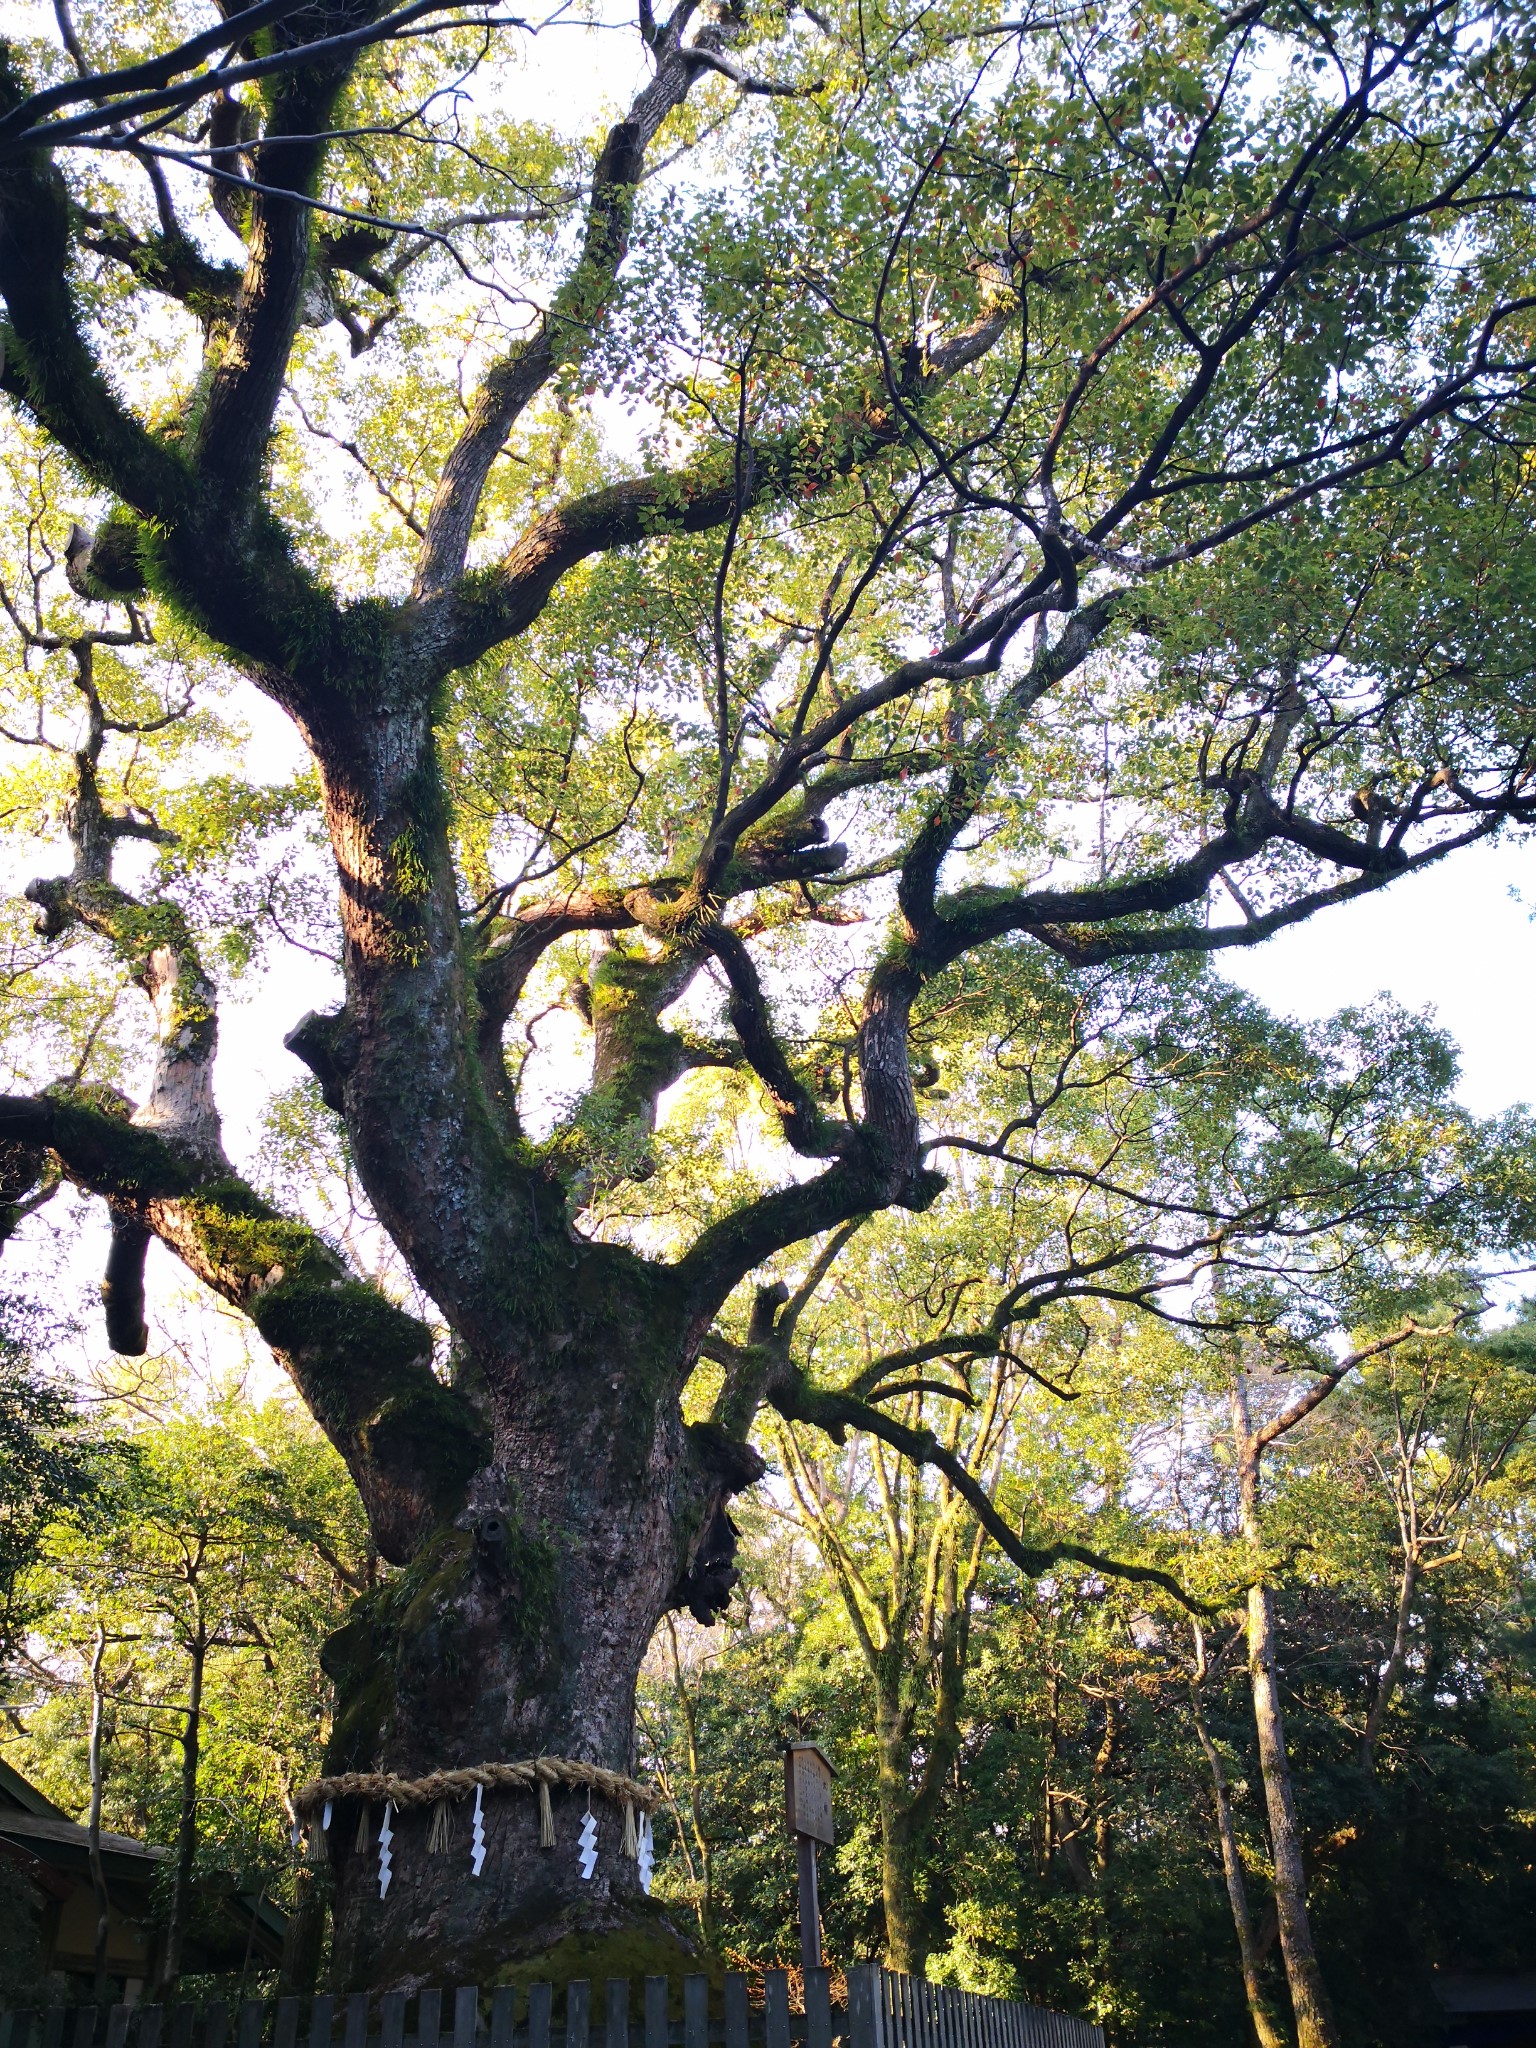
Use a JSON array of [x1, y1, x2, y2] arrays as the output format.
[[306, 1821, 328, 1867], [294, 1753, 659, 1819], [427, 1797, 454, 1854], [538, 1776, 555, 1848], [355, 1804, 372, 1853], [622, 1800, 638, 1859]]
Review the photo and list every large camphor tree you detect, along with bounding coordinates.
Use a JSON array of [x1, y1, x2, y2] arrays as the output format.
[[1, 0, 1535, 1993]]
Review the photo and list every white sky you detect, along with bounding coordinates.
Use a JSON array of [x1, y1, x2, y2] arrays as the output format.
[[37, 805, 1513, 1407], [1218, 833, 1533, 1120], [205, 826, 1536, 1153], [4, 4, 1533, 1391]]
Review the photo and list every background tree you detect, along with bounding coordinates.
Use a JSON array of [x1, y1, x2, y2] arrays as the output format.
[[6, 1370, 368, 1996], [1350, 1308, 1536, 1775], [641, 1295, 1536, 2047], [0, 1301, 101, 1669], [776, 1365, 1007, 1977], [2, 0, 1536, 1988]]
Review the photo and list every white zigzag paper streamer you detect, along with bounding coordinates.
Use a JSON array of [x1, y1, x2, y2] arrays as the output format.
[[578, 1808, 598, 1881], [322, 1799, 333, 1834], [471, 1784, 486, 1878], [378, 1800, 394, 1898], [637, 1811, 654, 1895], [290, 1818, 301, 1849]]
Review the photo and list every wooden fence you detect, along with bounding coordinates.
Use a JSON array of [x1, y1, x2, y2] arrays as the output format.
[[0, 1968, 1103, 2048]]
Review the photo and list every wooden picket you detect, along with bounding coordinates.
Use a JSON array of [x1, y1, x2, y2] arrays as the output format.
[[0, 1967, 1102, 2048]]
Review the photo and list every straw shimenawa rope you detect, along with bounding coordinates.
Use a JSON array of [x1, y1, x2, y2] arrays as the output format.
[[293, 1755, 659, 1822], [427, 1798, 454, 1854]]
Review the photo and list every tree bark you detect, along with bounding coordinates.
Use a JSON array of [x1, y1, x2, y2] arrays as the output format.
[[1359, 1551, 1418, 1774], [87, 1622, 112, 2003], [158, 1620, 206, 1996], [1231, 1378, 1340, 2048], [318, 1311, 755, 1991], [1189, 1677, 1288, 2048]]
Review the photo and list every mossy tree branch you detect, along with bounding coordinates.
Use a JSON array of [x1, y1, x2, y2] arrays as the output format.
[[8, 619, 486, 1564], [192, 9, 378, 499], [413, 0, 736, 599], [74, 206, 241, 332], [0, 55, 192, 520], [0, 1090, 484, 1561], [469, 812, 861, 1147]]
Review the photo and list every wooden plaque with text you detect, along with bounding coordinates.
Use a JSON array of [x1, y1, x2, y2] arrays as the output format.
[[784, 1742, 835, 1845]]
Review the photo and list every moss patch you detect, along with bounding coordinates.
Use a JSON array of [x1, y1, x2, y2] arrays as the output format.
[[483, 1909, 719, 1997], [320, 1529, 474, 1771], [47, 1092, 193, 1200]]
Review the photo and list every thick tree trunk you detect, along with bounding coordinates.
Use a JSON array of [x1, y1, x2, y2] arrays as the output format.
[[8, 683, 765, 1994], [284, 706, 765, 1989], [320, 1313, 746, 1992]]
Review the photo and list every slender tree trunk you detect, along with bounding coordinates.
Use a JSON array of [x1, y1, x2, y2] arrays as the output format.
[[1360, 1551, 1418, 1773], [1189, 1683, 1289, 2048], [876, 1806, 928, 1974], [1246, 1585, 1337, 2048], [778, 1433, 974, 1981], [874, 1688, 928, 1975], [280, 1865, 327, 1994], [87, 1622, 112, 2003], [865, 1488, 981, 1976], [871, 1596, 971, 1974], [158, 1623, 206, 1996], [664, 1618, 716, 1947], [1231, 1379, 1340, 2048], [1043, 1666, 1060, 1871], [1090, 1696, 1121, 1881]]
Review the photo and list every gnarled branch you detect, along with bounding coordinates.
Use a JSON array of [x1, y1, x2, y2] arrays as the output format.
[[0, 1090, 485, 1561], [772, 1374, 1207, 1613]]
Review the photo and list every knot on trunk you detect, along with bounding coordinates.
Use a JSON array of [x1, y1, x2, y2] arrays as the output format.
[[672, 1421, 766, 1625], [673, 1497, 742, 1624], [64, 515, 146, 600], [285, 1005, 361, 1111], [102, 1207, 150, 1355], [24, 875, 73, 939]]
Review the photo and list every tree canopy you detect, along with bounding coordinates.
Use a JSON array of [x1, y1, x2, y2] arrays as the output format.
[[2, 0, 1536, 2004]]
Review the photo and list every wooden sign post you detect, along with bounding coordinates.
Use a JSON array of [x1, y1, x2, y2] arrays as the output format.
[[784, 1741, 835, 1974]]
